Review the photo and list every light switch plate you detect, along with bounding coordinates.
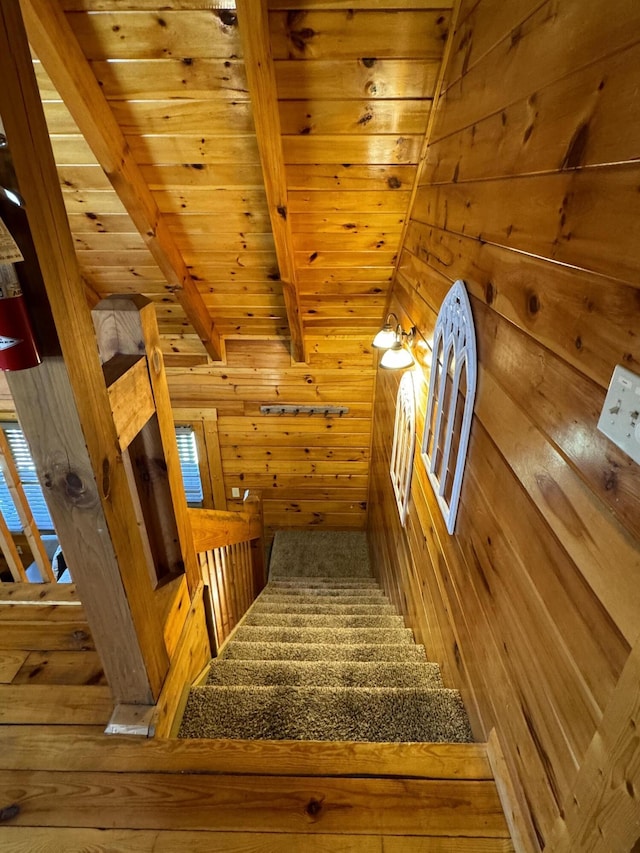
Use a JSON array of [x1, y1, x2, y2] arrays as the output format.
[[231, 487, 241, 498], [597, 364, 640, 464]]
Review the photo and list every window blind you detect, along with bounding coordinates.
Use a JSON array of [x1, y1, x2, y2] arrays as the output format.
[[175, 426, 204, 507], [0, 424, 205, 533], [0, 426, 54, 532]]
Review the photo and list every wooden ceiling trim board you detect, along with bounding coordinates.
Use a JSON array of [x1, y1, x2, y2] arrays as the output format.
[[236, 0, 305, 362], [21, 0, 223, 362]]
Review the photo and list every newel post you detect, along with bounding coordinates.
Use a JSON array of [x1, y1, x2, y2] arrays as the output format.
[[92, 295, 200, 595]]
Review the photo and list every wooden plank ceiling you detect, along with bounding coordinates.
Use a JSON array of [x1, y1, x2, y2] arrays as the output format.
[[24, 0, 451, 365]]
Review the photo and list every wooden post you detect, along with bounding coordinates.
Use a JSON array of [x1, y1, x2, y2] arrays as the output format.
[[0, 3, 168, 705], [92, 296, 200, 594]]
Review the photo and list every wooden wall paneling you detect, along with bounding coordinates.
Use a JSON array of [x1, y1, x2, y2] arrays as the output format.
[[438, 0, 640, 141], [168, 339, 374, 540], [487, 728, 543, 853], [470, 300, 640, 540], [425, 40, 640, 184], [474, 366, 640, 646], [412, 166, 640, 285], [442, 0, 546, 92], [368, 0, 640, 848], [0, 1, 169, 705], [400, 221, 640, 387], [546, 635, 640, 853]]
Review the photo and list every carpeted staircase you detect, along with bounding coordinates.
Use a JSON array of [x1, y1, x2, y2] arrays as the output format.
[[178, 530, 472, 742]]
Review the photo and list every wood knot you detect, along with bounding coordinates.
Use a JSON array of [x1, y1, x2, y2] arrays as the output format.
[[65, 472, 85, 500], [0, 804, 20, 823], [305, 797, 323, 818], [217, 10, 237, 27]]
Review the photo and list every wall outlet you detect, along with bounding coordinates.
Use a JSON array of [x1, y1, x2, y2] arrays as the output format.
[[597, 364, 640, 464], [231, 487, 241, 498]]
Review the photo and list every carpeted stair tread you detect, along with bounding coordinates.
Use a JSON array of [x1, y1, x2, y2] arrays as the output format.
[[269, 530, 370, 578], [243, 612, 406, 629], [220, 641, 429, 662], [180, 529, 473, 745], [251, 602, 397, 615], [179, 685, 472, 742], [233, 625, 415, 645], [268, 578, 380, 588], [259, 592, 387, 604], [206, 659, 444, 688]]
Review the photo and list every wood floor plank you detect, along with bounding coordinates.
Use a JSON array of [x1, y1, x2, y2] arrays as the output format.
[[0, 827, 515, 852], [0, 728, 493, 779], [0, 604, 86, 622], [0, 623, 94, 651], [0, 584, 79, 603], [0, 771, 510, 836], [0, 651, 28, 684], [0, 686, 112, 724], [11, 651, 106, 686]]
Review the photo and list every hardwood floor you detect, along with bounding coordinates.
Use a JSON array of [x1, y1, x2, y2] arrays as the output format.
[[0, 583, 514, 852]]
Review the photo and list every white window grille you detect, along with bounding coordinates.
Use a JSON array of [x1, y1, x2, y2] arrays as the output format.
[[421, 280, 477, 534], [390, 372, 416, 526]]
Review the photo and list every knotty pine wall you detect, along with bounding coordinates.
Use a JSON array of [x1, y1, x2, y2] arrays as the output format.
[[369, 1, 640, 850], [167, 336, 375, 544]]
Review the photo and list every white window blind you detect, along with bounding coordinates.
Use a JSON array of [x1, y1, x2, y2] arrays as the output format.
[[0, 425, 54, 532], [175, 425, 204, 507], [0, 424, 205, 533]]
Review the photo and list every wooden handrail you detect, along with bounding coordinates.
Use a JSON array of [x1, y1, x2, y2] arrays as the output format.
[[190, 490, 265, 651], [189, 488, 265, 554]]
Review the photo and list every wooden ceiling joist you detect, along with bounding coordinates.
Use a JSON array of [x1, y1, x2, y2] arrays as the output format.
[[20, 0, 222, 362], [236, 0, 306, 363]]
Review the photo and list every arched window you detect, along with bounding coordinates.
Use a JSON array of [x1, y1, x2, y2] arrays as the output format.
[[421, 280, 477, 534], [390, 371, 416, 526]]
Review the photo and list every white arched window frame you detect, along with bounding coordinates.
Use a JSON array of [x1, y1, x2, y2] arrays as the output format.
[[390, 372, 416, 526], [421, 280, 477, 534]]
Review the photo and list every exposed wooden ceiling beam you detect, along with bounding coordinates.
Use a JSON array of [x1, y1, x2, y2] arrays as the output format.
[[235, 0, 306, 363], [20, 0, 222, 362]]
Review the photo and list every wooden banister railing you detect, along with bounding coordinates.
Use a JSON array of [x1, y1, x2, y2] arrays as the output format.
[[189, 490, 266, 651]]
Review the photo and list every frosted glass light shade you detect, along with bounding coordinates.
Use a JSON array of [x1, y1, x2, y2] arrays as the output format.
[[380, 343, 414, 370], [372, 325, 397, 349]]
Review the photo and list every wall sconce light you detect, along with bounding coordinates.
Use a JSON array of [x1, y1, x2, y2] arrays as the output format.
[[372, 312, 416, 370]]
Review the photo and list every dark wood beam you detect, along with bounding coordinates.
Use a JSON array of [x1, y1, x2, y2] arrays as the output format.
[[20, 0, 222, 362], [236, 0, 306, 363]]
